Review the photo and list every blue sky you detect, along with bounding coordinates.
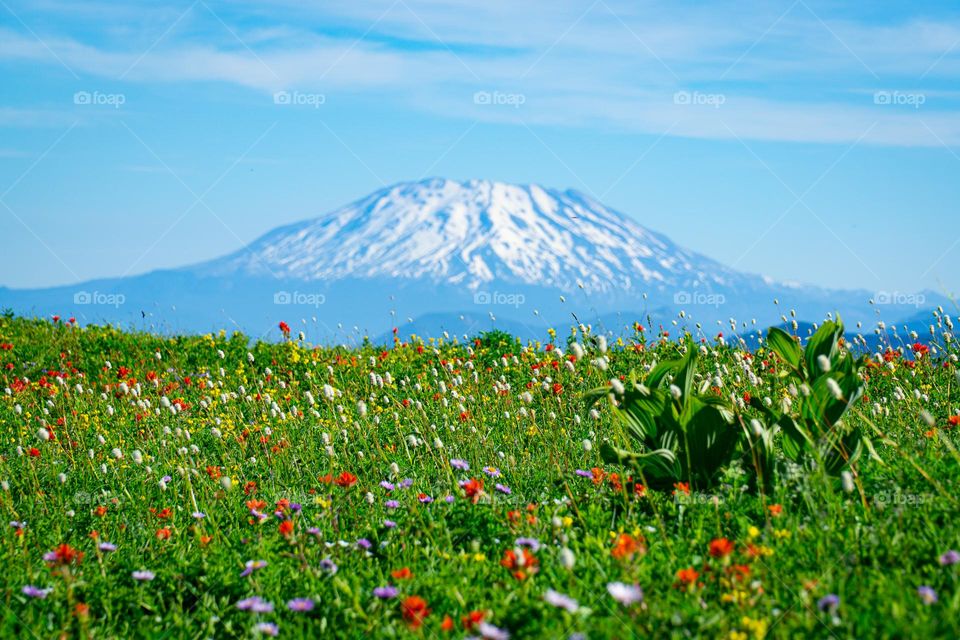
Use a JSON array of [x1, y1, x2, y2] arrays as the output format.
[[1, 0, 959, 295]]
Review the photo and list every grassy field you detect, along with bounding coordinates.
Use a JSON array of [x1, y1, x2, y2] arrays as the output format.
[[1, 311, 959, 639]]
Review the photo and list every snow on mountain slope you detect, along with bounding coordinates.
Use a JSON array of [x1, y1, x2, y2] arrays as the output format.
[[203, 178, 759, 294]]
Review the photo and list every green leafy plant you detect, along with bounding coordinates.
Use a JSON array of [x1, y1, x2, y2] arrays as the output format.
[[750, 318, 872, 479], [589, 340, 743, 490]]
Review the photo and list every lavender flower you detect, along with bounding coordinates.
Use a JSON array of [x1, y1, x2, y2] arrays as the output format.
[[237, 596, 274, 613], [240, 559, 268, 577], [132, 570, 155, 581], [817, 594, 840, 613], [544, 589, 579, 613], [918, 586, 938, 604], [399, 478, 414, 489], [607, 582, 643, 606], [356, 538, 372, 550], [385, 500, 400, 509], [319, 558, 338, 574], [495, 483, 511, 495], [450, 459, 470, 470], [515, 537, 540, 552], [418, 494, 434, 504], [98, 542, 117, 552], [373, 585, 399, 599], [192, 511, 206, 519], [22, 585, 52, 599], [254, 622, 279, 636], [383, 519, 397, 528], [287, 598, 315, 612], [483, 467, 501, 477], [380, 480, 396, 491], [939, 550, 960, 566], [478, 621, 510, 640], [575, 469, 593, 478]]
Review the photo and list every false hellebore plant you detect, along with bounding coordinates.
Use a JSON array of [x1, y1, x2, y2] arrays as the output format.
[[589, 319, 872, 493]]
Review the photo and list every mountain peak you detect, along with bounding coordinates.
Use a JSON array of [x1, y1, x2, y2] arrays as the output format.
[[203, 178, 747, 294]]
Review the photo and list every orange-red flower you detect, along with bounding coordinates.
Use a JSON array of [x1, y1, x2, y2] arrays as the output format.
[[401, 596, 430, 629], [334, 471, 358, 488], [591, 467, 606, 485], [709, 537, 735, 558], [500, 548, 538, 580], [156, 528, 171, 540], [461, 610, 485, 630], [768, 504, 783, 517], [462, 478, 484, 503], [47, 543, 84, 566], [279, 520, 294, 536], [676, 567, 699, 587], [391, 567, 413, 580], [611, 533, 646, 560]]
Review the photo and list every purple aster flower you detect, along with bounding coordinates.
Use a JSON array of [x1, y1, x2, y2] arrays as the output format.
[[380, 480, 396, 491], [98, 542, 117, 552], [939, 550, 960, 566], [373, 585, 399, 599], [444, 495, 455, 503], [356, 538, 372, 550], [42, 551, 58, 562], [22, 585, 51, 599], [290, 503, 302, 513], [237, 596, 274, 613], [450, 459, 470, 471], [478, 622, 510, 640], [918, 586, 938, 604], [10, 521, 25, 530], [192, 511, 206, 519], [483, 466, 501, 477], [240, 559, 268, 577], [307, 527, 322, 537], [418, 494, 434, 504], [515, 537, 540, 551], [319, 558, 338, 574], [544, 589, 579, 613], [287, 598, 315, 612], [607, 582, 643, 606], [817, 594, 840, 613], [383, 519, 397, 528], [399, 478, 414, 489], [132, 570, 155, 581], [495, 483, 512, 495], [575, 469, 593, 478], [385, 499, 400, 509], [254, 622, 279, 636], [161, 475, 172, 483]]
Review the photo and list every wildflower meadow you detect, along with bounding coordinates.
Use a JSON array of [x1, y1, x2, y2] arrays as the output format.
[[1, 310, 959, 639]]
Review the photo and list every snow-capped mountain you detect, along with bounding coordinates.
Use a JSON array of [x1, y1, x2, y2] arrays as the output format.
[[202, 178, 758, 295], [0, 178, 943, 341]]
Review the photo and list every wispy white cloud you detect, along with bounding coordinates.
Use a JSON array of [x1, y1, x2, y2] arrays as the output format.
[[1, 0, 959, 146]]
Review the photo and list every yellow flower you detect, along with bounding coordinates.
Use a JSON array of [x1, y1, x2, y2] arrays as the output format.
[[748, 526, 761, 539], [773, 529, 791, 540]]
